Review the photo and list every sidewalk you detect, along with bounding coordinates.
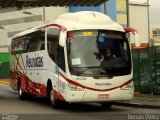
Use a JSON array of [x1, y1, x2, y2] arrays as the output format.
[[113, 94, 160, 109]]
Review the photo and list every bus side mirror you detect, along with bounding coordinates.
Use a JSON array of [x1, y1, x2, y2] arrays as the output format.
[[59, 31, 67, 47], [124, 27, 141, 47]]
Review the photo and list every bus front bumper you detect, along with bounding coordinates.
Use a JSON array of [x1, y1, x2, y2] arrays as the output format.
[[65, 88, 134, 103]]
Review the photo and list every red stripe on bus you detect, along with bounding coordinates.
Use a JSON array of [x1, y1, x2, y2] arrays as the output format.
[[11, 70, 65, 100], [38, 24, 67, 31], [59, 72, 132, 92]]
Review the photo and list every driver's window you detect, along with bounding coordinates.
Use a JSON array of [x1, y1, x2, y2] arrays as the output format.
[[47, 28, 60, 63], [47, 28, 66, 72]]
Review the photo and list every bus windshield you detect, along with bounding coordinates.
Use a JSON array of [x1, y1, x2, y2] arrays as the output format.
[[66, 30, 131, 77]]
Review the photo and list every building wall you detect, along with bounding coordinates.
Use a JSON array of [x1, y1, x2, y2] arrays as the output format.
[[115, 0, 127, 27], [69, 6, 103, 13], [69, 0, 128, 27], [44, 7, 69, 21], [152, 28, 160, 46], [129, 3, 149, 46]]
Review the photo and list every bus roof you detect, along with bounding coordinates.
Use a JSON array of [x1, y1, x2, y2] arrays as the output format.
[[13, 11, 124, 38]]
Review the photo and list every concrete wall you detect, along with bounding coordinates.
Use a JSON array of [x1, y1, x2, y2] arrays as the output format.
[[44, 7, 69, 21], [0, 7, 68, 53]]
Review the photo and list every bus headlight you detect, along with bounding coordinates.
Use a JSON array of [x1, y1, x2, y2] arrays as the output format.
[[68, 83, 84, 91], [121, 83, 134, 90]]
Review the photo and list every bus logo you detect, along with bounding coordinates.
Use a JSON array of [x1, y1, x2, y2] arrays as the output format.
[[95, 82, 112, 86], [26, 55, 43, 68]]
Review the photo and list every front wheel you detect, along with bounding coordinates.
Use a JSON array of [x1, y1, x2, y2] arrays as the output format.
[[49, 89, 60, 109], [18, 84, 27, 100], [100, 102, 112, 110]]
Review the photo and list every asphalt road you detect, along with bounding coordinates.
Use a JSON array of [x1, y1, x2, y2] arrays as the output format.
[[0, 83, 160, 120]]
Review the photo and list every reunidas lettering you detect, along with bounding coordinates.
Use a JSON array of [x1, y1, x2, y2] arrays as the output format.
[[95, 82, 112, 86], [26, 55, 43, 68]]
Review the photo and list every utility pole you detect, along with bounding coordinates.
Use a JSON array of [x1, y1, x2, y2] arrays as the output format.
[[126, 0, 129, 27], [147, 0, 151, 47], [43, 6, 46, 21], [104, 2, 107, 15]]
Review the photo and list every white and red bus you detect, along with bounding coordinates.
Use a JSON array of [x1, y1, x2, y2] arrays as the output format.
[[10, 11, 140, 109]]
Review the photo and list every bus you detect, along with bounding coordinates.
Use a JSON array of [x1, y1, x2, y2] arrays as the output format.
[[10, 11, 140, 109]]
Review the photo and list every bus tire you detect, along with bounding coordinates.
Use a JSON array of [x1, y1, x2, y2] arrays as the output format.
[[49, 89, 60, 109], [18, 82, 27, 100], [100, 102, 112, 110]]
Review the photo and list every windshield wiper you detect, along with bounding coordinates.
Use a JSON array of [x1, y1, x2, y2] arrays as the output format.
[[77, 66, 101, 76]]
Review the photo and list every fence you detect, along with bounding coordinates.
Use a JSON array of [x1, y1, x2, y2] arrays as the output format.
[[132, 46, 160, 95], [0, 53, 10, 79], [0, 62, 10, 79]]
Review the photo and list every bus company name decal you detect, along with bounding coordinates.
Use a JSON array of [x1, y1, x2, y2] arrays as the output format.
[[95, 82, 112, 86], [26, 55, 43, 68]]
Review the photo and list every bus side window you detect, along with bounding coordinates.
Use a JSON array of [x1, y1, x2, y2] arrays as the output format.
[[47, 41, 55, 61], [40, 43, 45, 50], [26, 30, 45, 52], [37, 40, 45, 50], [47, 28, 65, 72], [11, 40, 16, 54], [24, 39, 29, 52], [47, 37, 59, 63], [47, 28, 60, 64]]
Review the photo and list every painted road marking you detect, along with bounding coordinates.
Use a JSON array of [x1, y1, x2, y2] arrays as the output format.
[[0, 80, 10, 85]]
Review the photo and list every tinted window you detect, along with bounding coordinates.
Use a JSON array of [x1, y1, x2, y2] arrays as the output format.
[[47, 28, 60, 63], [11, 30, 45, 54], [26, 30, 45, 52], [67, 30, 131, 76]]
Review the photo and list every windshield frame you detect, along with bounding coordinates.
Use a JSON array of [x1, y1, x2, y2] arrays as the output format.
[[66, 29, 132, 77]]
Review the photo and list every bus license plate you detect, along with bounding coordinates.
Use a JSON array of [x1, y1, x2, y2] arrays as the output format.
[[98, 94, 109, 100]]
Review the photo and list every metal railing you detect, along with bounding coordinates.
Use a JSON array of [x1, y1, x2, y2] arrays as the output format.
[[132, 46, 160, 95]]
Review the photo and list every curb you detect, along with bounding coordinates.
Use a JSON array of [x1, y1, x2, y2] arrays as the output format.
[[134, 93, 160, 99], [113, 101, 160, 109], [0, 80, 10, 85]]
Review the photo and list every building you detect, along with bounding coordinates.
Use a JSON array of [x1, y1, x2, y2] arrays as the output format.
[[151, 28, 160, 46], [70, 0, 128, 27], [129, 1, 149, 48]]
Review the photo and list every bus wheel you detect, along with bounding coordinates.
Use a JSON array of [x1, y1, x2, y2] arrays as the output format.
[[100, 102, 112, 110], [18, 83, 27, 100], [49, 89, 60, 109]]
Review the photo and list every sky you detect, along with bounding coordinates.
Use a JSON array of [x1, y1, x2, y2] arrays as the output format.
[[130, 0, 160, 28], [149, 0, 160, 28]]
